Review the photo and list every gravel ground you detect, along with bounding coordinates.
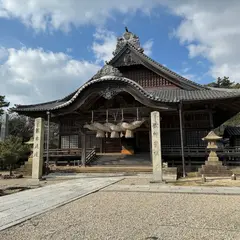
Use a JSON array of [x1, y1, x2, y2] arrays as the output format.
[[1, 191, 240, 240], [116, 177, 151, 185], [117, 177, 240, 187]]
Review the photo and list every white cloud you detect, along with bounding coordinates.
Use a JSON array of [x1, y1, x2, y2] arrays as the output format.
[[0, 47, 8, 61], [143, 39, 154, 56], [0, 0, 163, 32], [92, 29, 117, 64], [66, 48, 72, 53], [1, 0, 239, 84], [0, 27, 155, 106], [167, 0, 240, 82], [182, 67, 191, 73], [0, 47, 100, 106]]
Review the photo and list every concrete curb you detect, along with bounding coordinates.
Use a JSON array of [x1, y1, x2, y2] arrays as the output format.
[[102, 185, 240, 196]]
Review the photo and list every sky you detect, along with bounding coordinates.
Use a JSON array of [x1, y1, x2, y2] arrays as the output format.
[[0, 0, 239, 106]]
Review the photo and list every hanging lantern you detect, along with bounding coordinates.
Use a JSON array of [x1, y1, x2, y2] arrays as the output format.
[[125, 129, 134, 138], [110, 131, 119, 138], [96, 130, 105, 138]]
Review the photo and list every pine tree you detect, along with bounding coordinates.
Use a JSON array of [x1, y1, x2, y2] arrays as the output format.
[[0, 95, 9, 115], [0, 136, 29, 175]]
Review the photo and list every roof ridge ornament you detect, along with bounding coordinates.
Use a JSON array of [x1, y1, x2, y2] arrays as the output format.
[[112, 27, 144, 56], [92, 63, 123, 79]]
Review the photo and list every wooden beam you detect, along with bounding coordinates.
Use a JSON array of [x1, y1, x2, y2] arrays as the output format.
[[179, 101, 186, 177], [81, 133, 86, 167]]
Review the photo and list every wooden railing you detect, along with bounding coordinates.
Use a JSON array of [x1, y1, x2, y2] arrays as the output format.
[[44, 146, 240, 158], [162, 147, 207, 156], [43, 148, 92, 157], [43, 148, 81, 157], [162, 146, 240, 157], [86, 148, 97, 165]]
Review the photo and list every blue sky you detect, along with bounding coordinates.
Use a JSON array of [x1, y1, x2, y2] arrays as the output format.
[[0, 0, 238, 105]]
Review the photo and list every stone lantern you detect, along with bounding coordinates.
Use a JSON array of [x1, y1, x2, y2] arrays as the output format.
[[198, 131, 232, 176], [25, 136, 34, 163], [202, 131, 222, 163]]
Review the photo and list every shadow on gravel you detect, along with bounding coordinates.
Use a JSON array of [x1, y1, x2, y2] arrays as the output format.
[[0, 186, 40, 197]]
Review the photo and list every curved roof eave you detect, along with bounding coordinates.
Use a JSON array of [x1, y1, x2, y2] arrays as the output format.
[[50, 76, 173, 111], [11, 76, 175, 112]]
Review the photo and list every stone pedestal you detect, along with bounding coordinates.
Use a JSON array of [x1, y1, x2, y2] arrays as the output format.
[[198, 160, 232, 177], [32, 118, 44, 180], [150, 111, 163, 182], [198, 131, 232, 177]]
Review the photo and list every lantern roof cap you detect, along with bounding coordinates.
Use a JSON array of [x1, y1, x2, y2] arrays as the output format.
[[202, 131, 222, 141], [25, 136, 34, 145]]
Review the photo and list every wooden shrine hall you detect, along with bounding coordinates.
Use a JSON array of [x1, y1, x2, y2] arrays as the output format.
[[12, 28, 240, 172]]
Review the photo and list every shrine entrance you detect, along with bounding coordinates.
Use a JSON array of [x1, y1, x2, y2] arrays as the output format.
[[82, 91, 153, 155], [135, 130, 150, 153], [100, 126, 150, 155], [102, 138, 122, 153]]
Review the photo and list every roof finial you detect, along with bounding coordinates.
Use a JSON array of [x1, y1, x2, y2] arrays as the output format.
[[112, 27, 144, 56]]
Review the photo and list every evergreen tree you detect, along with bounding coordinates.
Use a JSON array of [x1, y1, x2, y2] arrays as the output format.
[[0, 136, 29, 175], [0, 95, 9, 115], [206, 76, 235, 88]]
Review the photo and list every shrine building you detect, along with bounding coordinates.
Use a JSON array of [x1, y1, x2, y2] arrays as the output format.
[[12, 29, 240, 173]]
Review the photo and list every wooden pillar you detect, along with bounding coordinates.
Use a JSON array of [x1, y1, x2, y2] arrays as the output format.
[[81, 133, 86, 167], [209, 110, 214, 129], [46, 111, 50, 169], [58, 119, 62, 149], [179, 101, 186, 177]]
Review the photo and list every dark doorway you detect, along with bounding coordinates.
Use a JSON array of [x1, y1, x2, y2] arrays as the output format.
[[136, 131, 150, 153]]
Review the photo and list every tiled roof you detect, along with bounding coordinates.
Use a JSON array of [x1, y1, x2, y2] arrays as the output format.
[[224, 126, 240, 136], [11, 76, 168, 112], [13, 100, 66, 112], [149, 89, 240, 102], [109, 43, 206, 90], [11, 80, 240, 112]]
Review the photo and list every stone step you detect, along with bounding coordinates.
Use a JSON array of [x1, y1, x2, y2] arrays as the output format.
[[198, 168, 232, 177], [93, 154, 151, 166], [198, 172, 232, 177], [200, 165, 228, 171]]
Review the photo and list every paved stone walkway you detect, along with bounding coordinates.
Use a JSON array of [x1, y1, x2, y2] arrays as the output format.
[[104, 184, 240, 195], [0, 177, 122, 231]]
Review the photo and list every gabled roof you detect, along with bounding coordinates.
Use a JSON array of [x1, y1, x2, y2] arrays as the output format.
[[10, 29, 240, 114], [108, 42, 207, 91]]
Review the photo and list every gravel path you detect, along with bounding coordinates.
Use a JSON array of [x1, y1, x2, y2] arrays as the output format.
[[1, 191, 240, 240]]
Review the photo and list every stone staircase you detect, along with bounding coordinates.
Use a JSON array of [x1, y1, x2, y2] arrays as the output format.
[[91, 153, 152, 166]]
